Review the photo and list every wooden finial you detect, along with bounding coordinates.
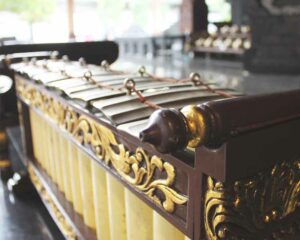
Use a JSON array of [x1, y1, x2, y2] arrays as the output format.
[[140, 106, 209, 153], [140, 109, 189, 153]]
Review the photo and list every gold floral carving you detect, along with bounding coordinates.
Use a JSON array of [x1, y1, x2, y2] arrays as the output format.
[[28, 164, 77, 240], [16, 79, 188, 213], [73, 117, 188, 212], [204, 160, 300, 240]]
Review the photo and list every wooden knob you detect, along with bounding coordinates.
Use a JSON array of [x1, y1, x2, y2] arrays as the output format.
[[140, 106, 210, 153], [139, 109, 189, 153]]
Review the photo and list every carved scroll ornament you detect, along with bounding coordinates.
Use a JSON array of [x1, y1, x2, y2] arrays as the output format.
[[16, 79, 188, 213], [205, 160, 300, 239]]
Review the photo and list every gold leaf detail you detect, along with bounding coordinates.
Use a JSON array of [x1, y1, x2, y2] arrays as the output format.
[[204, 160, 300, 239], [16, 79, 188, 213]]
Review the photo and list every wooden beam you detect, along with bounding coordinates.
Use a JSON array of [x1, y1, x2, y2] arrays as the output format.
[[180, 0, 208, 34], [67, 0, 75, 40]]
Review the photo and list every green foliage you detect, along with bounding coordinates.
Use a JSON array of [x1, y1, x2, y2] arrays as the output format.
[[0, 0, 55, 23], [205, 0, 231, 22]]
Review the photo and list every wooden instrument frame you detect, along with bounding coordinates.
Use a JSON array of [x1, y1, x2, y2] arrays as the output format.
[[15, 74, 300, 240]]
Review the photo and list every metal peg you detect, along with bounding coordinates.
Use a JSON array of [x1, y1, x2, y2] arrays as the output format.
[[138, 66, 146, 76], [51, 51, 59, 60], [62, 55, 69, 62], [101, 60, 110, 70], [84, 71, 93, 80], [189, 72, 202, 86], [124, 78, 136, 95], [78, 57, 86, 66]]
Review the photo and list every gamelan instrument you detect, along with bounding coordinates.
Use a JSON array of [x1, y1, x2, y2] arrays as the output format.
[[10, 55, 300, 240], [191, 25, 251, 55]]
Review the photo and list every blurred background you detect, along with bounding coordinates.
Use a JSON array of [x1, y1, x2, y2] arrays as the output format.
[[2, 0, 299, 92], [1, 1, 300, 240], [0, 0, 232, 43]]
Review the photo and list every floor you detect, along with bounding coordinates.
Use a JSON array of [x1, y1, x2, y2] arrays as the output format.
[[2, 54, 300, 239], [0, 180, 59, 240], [0, 127, 62, 240]]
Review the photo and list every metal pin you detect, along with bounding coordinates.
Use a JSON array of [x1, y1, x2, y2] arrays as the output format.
[[79, 57, 86, 66], [138, 66, 146, 76], [189, 72, 202, 86], [62, 55, 69, 62], [51, 51, 59, 60], [101, 60, 110, 70], [31, 57, 37, 66], [22, 57, 29, 64], [123, 78, 136, 95], [42, 59, 48, 69], [84, 71, 93, 80]]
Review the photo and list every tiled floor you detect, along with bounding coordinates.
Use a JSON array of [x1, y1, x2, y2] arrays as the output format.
[[2, 55, 300, 239]]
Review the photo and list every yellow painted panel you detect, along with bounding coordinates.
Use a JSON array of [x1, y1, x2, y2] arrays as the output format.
[[53, 130, 64, 191], [125, 189, 153, 240], [92, 161, 110, 240], [153, 212, 186, 240], [69, 142, 83, 215], [106, 173, 127, 240], [29, 110, 39, 162], [59, 135, 72, 202], [78, 150, 96, 229]]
